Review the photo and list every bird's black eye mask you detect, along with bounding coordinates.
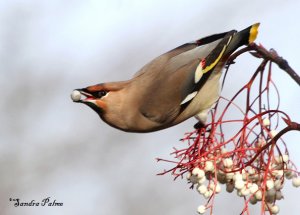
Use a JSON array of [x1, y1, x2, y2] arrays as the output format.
[[96, 90, 107, 98], [82, 89, 108, 99]]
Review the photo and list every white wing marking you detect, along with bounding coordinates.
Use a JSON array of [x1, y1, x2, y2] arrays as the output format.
[[180, 91, 198, 105]]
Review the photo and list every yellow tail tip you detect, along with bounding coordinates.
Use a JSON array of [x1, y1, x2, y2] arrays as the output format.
[[249, 23, 260, 43]]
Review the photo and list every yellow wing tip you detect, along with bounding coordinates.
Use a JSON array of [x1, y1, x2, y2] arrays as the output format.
[[249, 23, 260, 43]]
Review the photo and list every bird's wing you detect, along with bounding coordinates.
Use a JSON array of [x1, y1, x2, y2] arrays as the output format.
[[133, 43, 198, 79], [138, 31, 236, 124], [133, 32, 229, 78]]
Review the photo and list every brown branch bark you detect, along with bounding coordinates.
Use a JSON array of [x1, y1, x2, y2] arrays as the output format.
[[228, 43, 300, 86]]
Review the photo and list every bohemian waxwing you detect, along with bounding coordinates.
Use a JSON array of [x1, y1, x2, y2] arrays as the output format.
[[71, 23, 259, 133]]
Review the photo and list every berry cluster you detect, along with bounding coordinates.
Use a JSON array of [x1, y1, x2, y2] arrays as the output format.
[[185, 149, 300, 214]]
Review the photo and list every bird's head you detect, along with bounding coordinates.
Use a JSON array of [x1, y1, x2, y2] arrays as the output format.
[[71, 84, 109, 115], [71, 81, 129, 119]]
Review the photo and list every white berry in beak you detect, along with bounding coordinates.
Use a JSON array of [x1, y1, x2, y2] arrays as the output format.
[[71, 90, 82, 102]]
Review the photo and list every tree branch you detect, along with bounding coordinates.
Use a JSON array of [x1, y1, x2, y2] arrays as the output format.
[[228, 43, 300, 86]]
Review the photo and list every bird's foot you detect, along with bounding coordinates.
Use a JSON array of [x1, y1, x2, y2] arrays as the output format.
[[194, 121, 205, 129]]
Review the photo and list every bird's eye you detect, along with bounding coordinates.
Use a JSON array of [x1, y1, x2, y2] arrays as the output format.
[[98, 90, 107, 98]]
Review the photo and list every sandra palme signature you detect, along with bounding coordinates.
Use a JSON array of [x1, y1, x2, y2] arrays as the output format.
[[9, 197, 63, 207]]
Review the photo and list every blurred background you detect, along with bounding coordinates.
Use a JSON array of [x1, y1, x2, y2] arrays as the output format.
[[1, 0, 299, 214]]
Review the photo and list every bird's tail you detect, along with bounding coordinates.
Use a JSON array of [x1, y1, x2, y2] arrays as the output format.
[[225, 23, 260, 55]]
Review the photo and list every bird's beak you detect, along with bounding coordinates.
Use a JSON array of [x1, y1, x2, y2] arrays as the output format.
[[71, 88, 104, 115], [70, 89, 96, 104]]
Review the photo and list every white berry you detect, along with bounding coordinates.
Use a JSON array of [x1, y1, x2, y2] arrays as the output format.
[[250, 184, 259, 194], [270, 205, 280, 214], [282, 154, 289, 162], [235, 180, 245, 190], [233, 173, 243, 181], [274, 180, 283, 190], [198, 176, 206, 184], [192, 167, 205, 179], [226, 172, 234, 180], [197, 205, 206, 214], [248, 167, 256, 175], [221, 148, 228, 154], [197, 184, 207, 194], [292, 177, 300, 187], [266, 180, 274, 190], [203, 190, 213, 199], [204, 161, 214, 172], [192, 167, 200, 175], [215, 183, 221, 193], [255, 190, 262, 200], [209, 183, 215, 190], [270, 130, 278, 138], [273, 170, 284, 178], [275, 155, 289, 164], [263, 118, 270, 126], [240, 187, 250, 196], [223, 158, 233, 168], [71, 90, 81, 102]]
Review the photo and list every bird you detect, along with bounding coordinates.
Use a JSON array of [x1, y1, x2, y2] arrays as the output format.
[[71, 23, 260, 133]]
